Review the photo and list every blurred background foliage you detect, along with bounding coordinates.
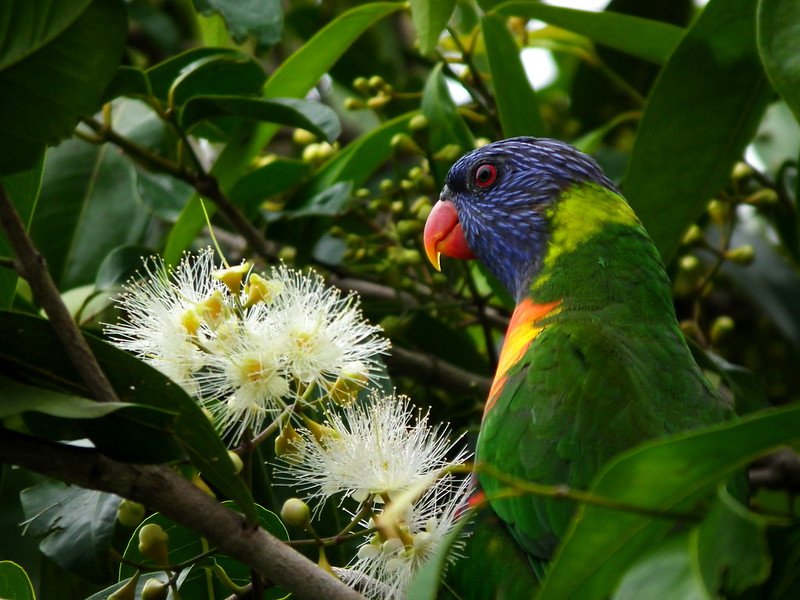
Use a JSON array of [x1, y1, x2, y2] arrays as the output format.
[[1, 0, 800, 598]]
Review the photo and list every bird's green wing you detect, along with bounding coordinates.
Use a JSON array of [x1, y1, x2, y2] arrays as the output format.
[[476, 316, 727, 562]]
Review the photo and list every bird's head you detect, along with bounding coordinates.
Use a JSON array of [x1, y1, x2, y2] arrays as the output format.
[[423, 137, 617, 301]]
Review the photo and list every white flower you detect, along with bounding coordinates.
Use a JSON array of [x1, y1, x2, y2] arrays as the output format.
[[104, 249, 226, 394], [337, 475, 472, 600], [198, 306, 292, 444], [265, 264, 390, 392], [275, 393, 470, 508]]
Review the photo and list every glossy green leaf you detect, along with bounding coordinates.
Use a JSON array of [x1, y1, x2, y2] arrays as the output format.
[[0, 561, 35, 600], [693, 487, 770, 595], [31, 137, 148, 290], [180, 96, 340, 142], [228, 158, 310, 216], [0, 375, 138, 419], [166, 54, 266, 108], [192, 0, 283, 49], [422, 63, 474, 184], [612, 535, 709, 600], [0, 311, 256, 521], [537, 402, 800, 600], [691, 342, 768, 415], [0, 0, 92, 70], [102, 66, 151, 102], [624, 0, 773, 262], [288, 182, 353, 218], [0, 157, 42, 307], [20, 481, 120, 582], [758, 0, 800, 123], [410, 0, 456, 55], [135, 168, 194, 222], [164, 2, 403, 265], [481, 14, 545, 138], [94, 245, 151, 291], [0, 0, 126, 175], [493, 1, 683, 64], [146, 48, 245, 100]]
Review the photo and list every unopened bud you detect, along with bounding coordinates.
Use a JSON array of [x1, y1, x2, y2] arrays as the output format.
[[368, 75, 386, 90], [707, 199, 727, 225], [391, 133, 422, 155], [432, 144, 462, 162], [353, 76, 370, 94], [292, 128, 316, 146], [344, 97, 366, 110], [281, 498, 311, 527], [227, 451, 243, 474], [367, 94, 391, 110], [409, 114, 429, 131], [681, 224, 704, 246], [138, 523, 169, 566], [732, 162, 752, 180], [710, 315, 735, 344], [117, 499, 145, 528], [302, 143, 320, 162], [725, 245, 755, 265]]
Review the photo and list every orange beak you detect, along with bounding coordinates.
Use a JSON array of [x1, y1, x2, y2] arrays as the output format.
[[423, 199, 475, 271]]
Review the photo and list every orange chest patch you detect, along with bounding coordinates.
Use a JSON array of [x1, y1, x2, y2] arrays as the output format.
[[484, 298, 561, 417]]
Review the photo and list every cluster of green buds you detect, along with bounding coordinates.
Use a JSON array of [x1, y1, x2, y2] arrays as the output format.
[[346, 75, 395, 111], [293, 128, 339, 165]]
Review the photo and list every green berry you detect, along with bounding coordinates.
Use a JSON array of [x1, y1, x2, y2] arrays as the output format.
[[116, 499, 145, 528], [281, 498, 311, 527]]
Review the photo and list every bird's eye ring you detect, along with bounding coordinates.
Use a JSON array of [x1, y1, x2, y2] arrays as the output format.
[[474, 163, 497, 188]]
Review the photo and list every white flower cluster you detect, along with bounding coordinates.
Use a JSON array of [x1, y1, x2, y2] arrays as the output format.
[[105, 249, 390, 444], [275, 393, 472, 599]]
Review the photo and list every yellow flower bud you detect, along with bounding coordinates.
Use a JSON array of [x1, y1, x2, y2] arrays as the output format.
[[409, 114, 429, 131], [141, 579, 169, 600], [227, 451, 244, 474], [292, 128, 317, 146], [117, 499, 146, 528], [710, 315, 735, 344], [275, 421, 303, 457], [725, 245, 755, 265]]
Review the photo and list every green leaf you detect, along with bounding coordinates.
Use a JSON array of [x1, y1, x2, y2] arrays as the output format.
[[30, 136, 149, 290], [493, 1, 683, 64], [409, 0, 456, 55], [624, 0, 773, 262], [481, 14, 545, 138], [693, 486, 770, 595], [0, 375, 139, 419], [0, 0, 127, 175], [288, 182, 353, 219], [757, 0, 800, 123], [0, 156, 42, 307], [145, 48, 251, 101], [165, 54, 267, 108], [180, 96, 341, 142], [164, 2, 404, 265], [228, 159, 310, 217], [612, 535, 709, 600], [691, 342, 769, 415], [422, 63, 474, 184], [0, 561, 35, 600], [102, 66, 151, 102], [20, 481, 120, 582], [94, 245, 151, 291], [537, 402, 800, 600], [192, 0, 283, 49], [0, 311, 256, 521], [135, 168, 194, 222], [0, 0, 92, 70]]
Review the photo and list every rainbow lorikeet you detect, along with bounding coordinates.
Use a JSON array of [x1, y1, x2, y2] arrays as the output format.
[[423, 137, 730, 583]]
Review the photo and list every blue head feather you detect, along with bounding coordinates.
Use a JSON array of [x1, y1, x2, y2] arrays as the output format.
[[442, 137, 617, 301]]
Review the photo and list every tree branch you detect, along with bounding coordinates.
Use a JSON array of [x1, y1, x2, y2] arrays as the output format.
[[0, 429, 364, 600], [385, 345, 491, 397], [0, 186, 118, 404]]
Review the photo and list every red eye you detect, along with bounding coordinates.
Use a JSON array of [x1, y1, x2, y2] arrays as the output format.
[[474, 163, 497, 188]]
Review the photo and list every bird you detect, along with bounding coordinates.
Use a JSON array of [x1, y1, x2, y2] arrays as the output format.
[[422, 137, 731, 583]]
